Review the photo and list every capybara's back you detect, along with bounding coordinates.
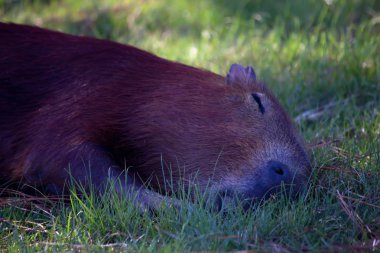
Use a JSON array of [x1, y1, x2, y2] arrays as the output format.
[[0, 23, 311, 209]]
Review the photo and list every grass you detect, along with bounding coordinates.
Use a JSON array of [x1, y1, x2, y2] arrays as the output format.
[[0, 0, 379, 252]]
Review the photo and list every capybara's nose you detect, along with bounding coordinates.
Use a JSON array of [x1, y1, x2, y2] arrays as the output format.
[[226, 160, 307, 210], [267, 160, 292, 186], [248, 160, 298, 200]]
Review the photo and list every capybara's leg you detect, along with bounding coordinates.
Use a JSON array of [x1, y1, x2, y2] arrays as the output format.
[[27, 142, 179, 211]]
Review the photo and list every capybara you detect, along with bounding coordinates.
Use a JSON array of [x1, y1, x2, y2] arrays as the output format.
[[0, 23, 311, 209]]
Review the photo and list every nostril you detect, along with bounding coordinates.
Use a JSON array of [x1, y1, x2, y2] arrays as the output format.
[[274, 167, 284, 176], [268, 160, 289, 178]]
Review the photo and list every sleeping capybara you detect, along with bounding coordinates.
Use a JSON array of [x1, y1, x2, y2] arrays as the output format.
[[0, 23, 311, 209]]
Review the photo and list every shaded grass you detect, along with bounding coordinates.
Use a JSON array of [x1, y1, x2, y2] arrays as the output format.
[[1, 0, 379, 252]]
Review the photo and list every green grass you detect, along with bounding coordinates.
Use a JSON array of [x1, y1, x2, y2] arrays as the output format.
[[1, 0, 379, 252]]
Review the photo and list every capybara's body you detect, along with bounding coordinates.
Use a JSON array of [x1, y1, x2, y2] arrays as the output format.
[[0, 23, 311, 208]]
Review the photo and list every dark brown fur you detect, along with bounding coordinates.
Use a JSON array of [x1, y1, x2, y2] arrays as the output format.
[[0, 23, 311, 209]]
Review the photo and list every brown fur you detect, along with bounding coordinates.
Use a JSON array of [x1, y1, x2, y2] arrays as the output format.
[[0, 23, 311, 209]]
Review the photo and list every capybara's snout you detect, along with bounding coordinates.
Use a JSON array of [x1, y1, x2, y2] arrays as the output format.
[[245, 160, 309, 201], [244, 159, 310, 208], [214, 153, 311, 209]]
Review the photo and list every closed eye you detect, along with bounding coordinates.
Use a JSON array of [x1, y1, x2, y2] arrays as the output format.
[[252, 93, 265, 114]]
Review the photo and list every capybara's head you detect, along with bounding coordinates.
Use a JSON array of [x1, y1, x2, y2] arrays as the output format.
[[123, 63, 311, 204]]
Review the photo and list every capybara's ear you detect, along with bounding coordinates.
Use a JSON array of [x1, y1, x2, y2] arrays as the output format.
[[226, 64, 256, 86]]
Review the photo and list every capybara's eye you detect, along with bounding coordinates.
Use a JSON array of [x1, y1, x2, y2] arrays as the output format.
[[251, 93, 265, 114]]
